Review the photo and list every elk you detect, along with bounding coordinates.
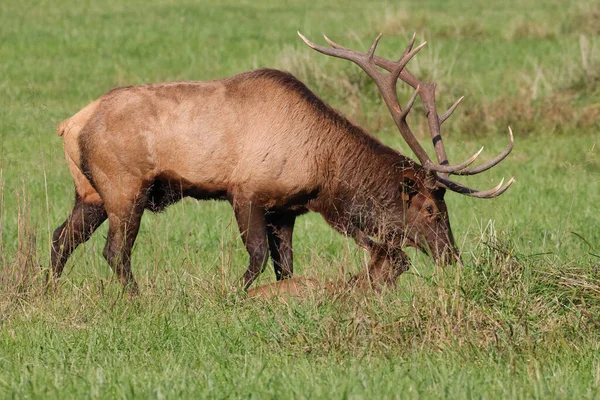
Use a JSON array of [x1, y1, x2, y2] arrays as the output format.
[[50, 32, 514, 293]]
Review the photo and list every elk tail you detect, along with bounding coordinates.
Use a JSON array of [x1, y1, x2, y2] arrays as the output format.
[[56, 119, 71, 137]]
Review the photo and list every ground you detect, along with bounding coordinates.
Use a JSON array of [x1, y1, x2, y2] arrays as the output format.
[[0, 0, 599, 398]]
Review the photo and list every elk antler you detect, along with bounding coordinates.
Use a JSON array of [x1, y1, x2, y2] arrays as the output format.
[[298, 32, 514, 198]]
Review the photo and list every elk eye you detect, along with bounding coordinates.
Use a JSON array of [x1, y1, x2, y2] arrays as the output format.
[[425, 205, 435, 216]]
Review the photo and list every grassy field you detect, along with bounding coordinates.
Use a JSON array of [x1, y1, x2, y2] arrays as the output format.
[[1, 0, 599, 398]]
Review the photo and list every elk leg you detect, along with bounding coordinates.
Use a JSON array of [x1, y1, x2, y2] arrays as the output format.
[[232, 200, 269, 289], [361, 244, 410, 288], [348, 227, 375, 251], [50, 193, 107, 283], [102, 197, 146, 293], [266, 212, 296, 281]]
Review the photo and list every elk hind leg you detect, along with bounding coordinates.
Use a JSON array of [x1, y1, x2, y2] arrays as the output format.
[[50, 193, 107, 284], [102, 192, 147, 293]]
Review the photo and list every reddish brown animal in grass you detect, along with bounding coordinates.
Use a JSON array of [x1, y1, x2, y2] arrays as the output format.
[[50, 33, 514, 292], [247, 246, 408, 299]]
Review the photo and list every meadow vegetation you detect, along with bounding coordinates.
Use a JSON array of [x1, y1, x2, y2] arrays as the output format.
[[0, 0, 599, 398]]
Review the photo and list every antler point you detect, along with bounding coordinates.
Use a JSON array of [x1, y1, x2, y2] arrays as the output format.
[[297, 32, 315, 48], [413, 41, 428, 53]]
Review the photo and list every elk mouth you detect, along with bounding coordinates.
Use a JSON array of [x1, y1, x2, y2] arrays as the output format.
[[403, 236, 429, 254], [404, 236, 460, 266]]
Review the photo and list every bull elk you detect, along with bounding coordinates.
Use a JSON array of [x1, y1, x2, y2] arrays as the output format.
[[50, 32, 514, 293]]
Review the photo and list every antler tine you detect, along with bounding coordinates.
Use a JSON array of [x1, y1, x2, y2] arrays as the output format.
[[324, 33, 384, 60], [437, 176, 515, 198], [439, 96, 464, 124], [401, 32, 417, 58], [488, 176, 515, 197], [299, 32, 389, 86], [439, 146, 484, 172], [399, 85, 420, 120], [390, 41, 427, 88], [299, 32, 363, 64], [367, 33, 383, 59], [452, 127, 515, 176], [323, 35, 341, 48]]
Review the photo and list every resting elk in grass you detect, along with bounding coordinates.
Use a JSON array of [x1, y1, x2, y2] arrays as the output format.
[[50, 32, 514, 293]]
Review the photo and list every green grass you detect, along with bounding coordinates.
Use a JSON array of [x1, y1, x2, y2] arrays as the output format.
[[1, 0, 599, 398]]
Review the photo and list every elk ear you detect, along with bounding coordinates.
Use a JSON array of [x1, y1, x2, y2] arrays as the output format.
[[401, 177, 418, 202]]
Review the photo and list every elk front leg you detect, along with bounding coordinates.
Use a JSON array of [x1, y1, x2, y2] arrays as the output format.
[[359, 244, 410, 288], [266, 212, 296, 281], [50, 193, 107, 284], [347, 227, 375, 251], [346, 228, 410, 288], [232, 200, 269, 289]]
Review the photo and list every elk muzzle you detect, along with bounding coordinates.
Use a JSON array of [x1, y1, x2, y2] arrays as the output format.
[[420, 225, 461, 266]]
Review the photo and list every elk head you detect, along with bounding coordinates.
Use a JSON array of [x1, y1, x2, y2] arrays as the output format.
[[299, 32, 514, 265]]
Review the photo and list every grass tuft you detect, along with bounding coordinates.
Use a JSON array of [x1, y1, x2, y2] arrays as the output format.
[[0, 0, 598, 397], [569, 1, 600, 35], [0, 183, 43, 300]]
